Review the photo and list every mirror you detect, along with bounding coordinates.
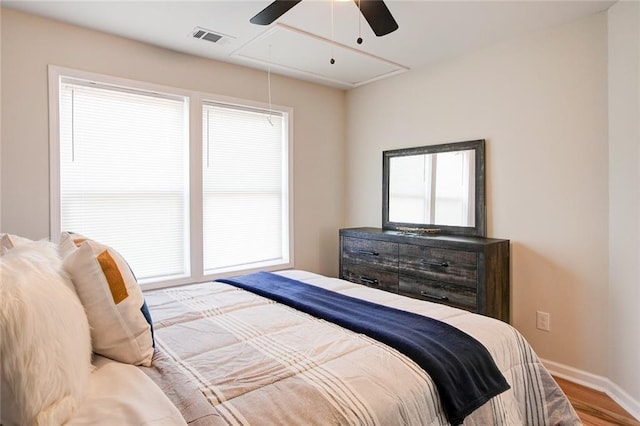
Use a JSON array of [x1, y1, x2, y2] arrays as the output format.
[[382, 139, 486, 237]]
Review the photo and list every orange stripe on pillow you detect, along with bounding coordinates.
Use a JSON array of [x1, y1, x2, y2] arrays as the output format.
[[97, 250, 129, 304], [73, 238, 88, 247]]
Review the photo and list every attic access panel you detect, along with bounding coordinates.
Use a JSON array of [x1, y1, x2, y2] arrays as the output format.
[[231, 23, 408, 88]]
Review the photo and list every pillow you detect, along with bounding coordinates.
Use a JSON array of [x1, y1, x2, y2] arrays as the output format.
[[0, 233, 33, 254], [66, 356, 186, 426], [59, 232, 154, 367], [0, 240, 92, 425]]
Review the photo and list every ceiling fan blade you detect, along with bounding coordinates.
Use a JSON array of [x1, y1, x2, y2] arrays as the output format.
[[250, 0, 303, 25], [355, 0, 399, 37]]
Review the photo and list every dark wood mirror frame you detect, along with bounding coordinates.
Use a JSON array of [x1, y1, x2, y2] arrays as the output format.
[[382, 139, 486, 237]]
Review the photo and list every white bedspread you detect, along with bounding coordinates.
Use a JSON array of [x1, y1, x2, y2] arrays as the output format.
[[67, 356, 185, 425], [142, 270, 580, 425]]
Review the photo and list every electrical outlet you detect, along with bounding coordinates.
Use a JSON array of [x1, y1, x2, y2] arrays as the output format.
[[536, 311, 551, 331]]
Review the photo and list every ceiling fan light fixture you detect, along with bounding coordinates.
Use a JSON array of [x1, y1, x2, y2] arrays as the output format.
[[249, 0, 398, 37], [250, 0, 302, 25]]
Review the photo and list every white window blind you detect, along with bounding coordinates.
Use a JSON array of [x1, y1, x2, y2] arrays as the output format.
[[434, 150, 475, 227], [202, 103, 289, 274], [59, 79, 189, 282]]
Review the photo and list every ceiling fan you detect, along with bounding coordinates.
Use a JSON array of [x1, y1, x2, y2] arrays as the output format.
[[250, 0, 399, 37]]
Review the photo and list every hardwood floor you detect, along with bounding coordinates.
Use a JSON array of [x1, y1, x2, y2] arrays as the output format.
[[554, 376, 640, 426]]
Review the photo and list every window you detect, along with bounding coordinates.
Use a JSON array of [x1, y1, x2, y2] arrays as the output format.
[[50, 67, 292, 287], [433, 150, 475, 227], [388, 151, 474, 226], [202, 103, 289, 274]]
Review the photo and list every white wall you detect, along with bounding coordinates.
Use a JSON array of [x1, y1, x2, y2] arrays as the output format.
[[346, 13, 609, 377], [0, 8, 345, 277], [608, 0, 640, 415], [0, 10, 3, 232]]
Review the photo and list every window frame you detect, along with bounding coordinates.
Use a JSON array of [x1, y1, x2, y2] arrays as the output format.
[[48, 65, 294, 290]]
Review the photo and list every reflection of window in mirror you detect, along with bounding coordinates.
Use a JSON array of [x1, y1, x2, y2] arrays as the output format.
[[388, 150, 475, 226], [435, 150, 475, 226], [388, 154, 430, 223]]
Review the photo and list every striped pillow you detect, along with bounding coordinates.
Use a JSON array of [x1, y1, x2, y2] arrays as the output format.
[[59, 232, 154, 367]]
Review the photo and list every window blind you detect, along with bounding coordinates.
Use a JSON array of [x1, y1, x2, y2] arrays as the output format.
[[59, 79, 189, 282], [202, 103, 288, 274]]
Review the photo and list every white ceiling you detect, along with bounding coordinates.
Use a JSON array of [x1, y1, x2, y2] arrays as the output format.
[[3, 0, 615, 89]]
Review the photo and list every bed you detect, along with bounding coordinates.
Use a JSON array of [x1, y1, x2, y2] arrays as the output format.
[[140, 269, 580, 425], [0, 233, 579, 425]]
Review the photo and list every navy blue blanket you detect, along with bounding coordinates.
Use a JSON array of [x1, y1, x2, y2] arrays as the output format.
[[219, 272, 510, 425]]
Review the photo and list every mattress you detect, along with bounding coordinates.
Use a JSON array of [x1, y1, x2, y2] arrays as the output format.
[[141, 270, 580, 425]]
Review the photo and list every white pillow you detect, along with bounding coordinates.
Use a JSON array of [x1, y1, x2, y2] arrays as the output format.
[[0, 233, 33, 254], [0, 241, 92, 425], [59, 232, 154, 367], [66, 356, 186, 426]]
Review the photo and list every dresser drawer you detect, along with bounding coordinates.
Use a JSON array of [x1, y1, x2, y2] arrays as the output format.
[[340, 228, 510, 322], [342, 237, 398, 271], [399, 275, 477, 311], [399, 244, 477, 288], [342, 264, 398, 293]]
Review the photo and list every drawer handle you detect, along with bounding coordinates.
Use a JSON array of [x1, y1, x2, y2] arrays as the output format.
[[422, 260, 449, 268], [420, 292, 449, 302], [357, 250, 380, 256], [359, 276, 379, 286]]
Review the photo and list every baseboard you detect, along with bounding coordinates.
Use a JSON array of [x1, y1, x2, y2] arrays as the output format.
[[541, 358, 640, 421]]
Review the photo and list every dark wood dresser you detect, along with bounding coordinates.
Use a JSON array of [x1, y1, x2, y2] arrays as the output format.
[[339, 227, 510, 322]]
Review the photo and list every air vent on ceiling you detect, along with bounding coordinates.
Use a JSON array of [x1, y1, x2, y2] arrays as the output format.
[[192, 27, 224, 44]]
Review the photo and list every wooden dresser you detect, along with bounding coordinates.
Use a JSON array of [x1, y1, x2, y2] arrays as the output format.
[[339, 227, 510, 322]]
